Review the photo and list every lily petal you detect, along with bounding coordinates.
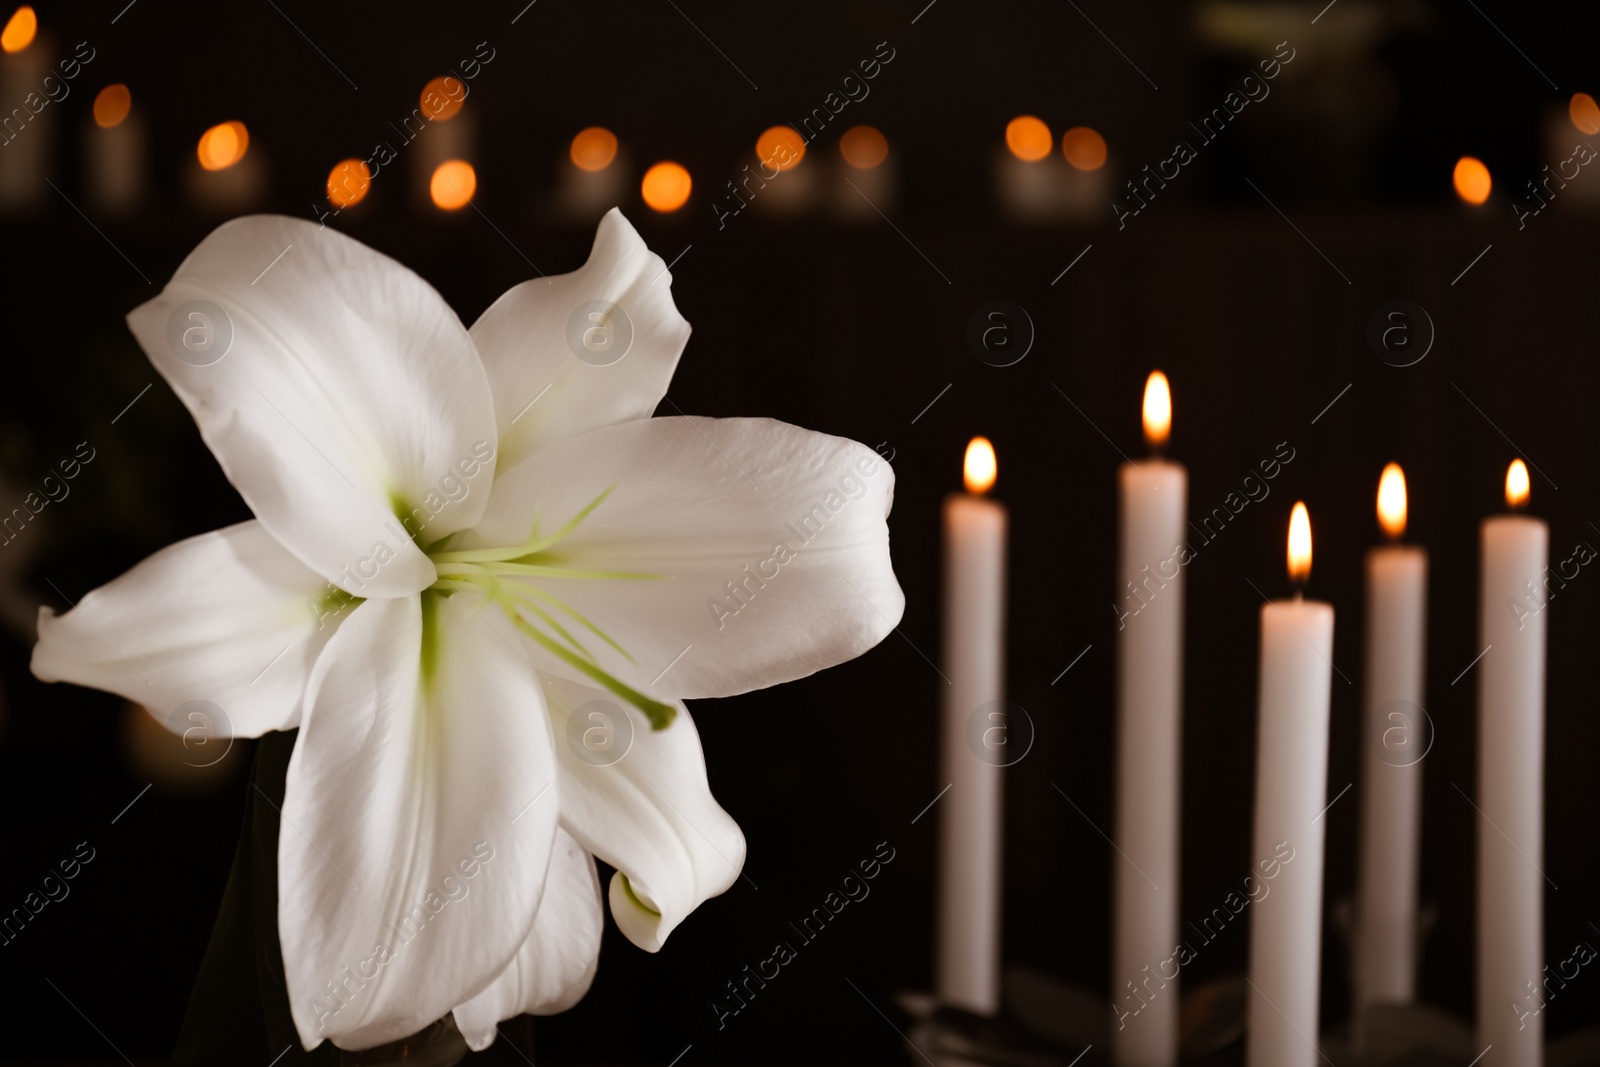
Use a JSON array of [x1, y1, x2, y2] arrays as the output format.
[[543, 673, 744, 951], [470, 208, 690, 470], [279, 593, 558, 1051], [31, 520, 338, 736], [452, 829, 603, 1051], [467, 416, 903, 700], [125, 215, 499, 599]]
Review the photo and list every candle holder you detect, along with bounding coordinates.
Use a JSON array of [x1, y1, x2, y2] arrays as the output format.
[[1320, 1009, 1600, 1067], [897, 987, 1090, 1067], [892, 963, 1600, 1066], [895, 968, 1259, 1066]]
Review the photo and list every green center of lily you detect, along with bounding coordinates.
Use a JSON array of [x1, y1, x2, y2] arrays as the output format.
[[421, 488, 676, 730]]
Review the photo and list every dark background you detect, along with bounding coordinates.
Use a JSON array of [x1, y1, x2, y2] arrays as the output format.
[[2, 0, 1598, 1062]]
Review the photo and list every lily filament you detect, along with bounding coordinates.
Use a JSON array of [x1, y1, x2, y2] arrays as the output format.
[[425, 487, 676, 729]]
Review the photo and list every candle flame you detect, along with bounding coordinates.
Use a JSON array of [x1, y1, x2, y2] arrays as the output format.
[[1142, 370, 1171, 448], [964, 437, 997, 495], [1287, 501, 1312, 584], [1377, 463, 1407, 539], [1505, 459, 1530, 508], [1, 6, 35, 53]]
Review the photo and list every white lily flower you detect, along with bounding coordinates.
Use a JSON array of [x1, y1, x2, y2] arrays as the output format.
[[30, 209, 904, 1052]]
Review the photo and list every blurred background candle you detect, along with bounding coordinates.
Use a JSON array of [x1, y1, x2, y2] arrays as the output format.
[[834, 124, 893, 221], [751, 124, 813, 215], [85, 82, 143, 214], [938, 436, 1007, 1016], [1477, 459, 1547, 1067], [186, 119, 263, 214], [1246, 502, 1334, 1067], [1535, 92, 1600, 215], [1111, 372, 1186, 1067], [412, 75, 475, 211], [1060, 125, 1111, 222], [996, 114, 1062, 221], [0, 6, 48, 212], [558, 125, 625, 221], [1352, 463, 1427, 1046]]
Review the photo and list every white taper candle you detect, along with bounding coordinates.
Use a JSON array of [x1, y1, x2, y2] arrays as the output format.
[[1353, 464, 1428, 1044], [937, 437, 1007, 1015], [1247, 502, 1335, 1067], [1112, 372, 1187, 1067], [1476, 459, 1547, 1067]]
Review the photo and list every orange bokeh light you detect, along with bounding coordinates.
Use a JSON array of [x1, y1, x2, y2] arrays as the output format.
[[327, 158, 372, 209], [1, 6, 36, 53], [641, 161, 692, 212], [420, 76, 465, 121], [839, 125, 888, 170], [1005, 115, 1052, 162], [1453, 155, 1491, 205], [430, 160, 477, 209], [756, 125, 806, 171], [93, 84, 132, 129], [570, 126, 618, 172], [1570, 92, 1600, 135], [197, 121, 249, 171], [1062, 126, 1108, 171]]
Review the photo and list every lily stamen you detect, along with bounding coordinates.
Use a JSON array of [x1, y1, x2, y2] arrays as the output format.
[[426, 488, 671, 729]]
